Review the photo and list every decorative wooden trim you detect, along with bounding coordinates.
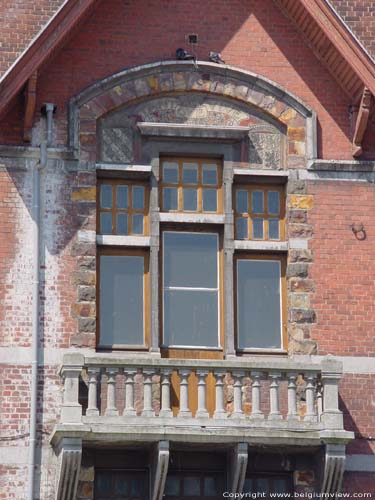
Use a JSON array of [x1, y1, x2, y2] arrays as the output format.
[[23, 71, 37, 142], [352, 87, 372, 157], [0, 0, 97, 119]]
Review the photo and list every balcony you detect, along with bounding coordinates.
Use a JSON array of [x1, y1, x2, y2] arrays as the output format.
[[52, 353, 352, 449]]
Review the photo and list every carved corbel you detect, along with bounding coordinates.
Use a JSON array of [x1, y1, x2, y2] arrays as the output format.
[[230, 442, 248, 494], [55, 437, 82, 500], [152, 440, 170, 500], [352, 87, 372, 157], [23, 71, 38, 143], [321, 443, 346, 494]]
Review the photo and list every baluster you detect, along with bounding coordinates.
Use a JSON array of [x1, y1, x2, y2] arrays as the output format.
[[287, 372, 299, 421], [159, 369, 173, 418], [195, 370, 209, 418], [250, 371, 264, 419], [304, 373, 317, 422], [316, 381, 323, 420], [142, 369, 155, 417], [214, 371, 227, 419], [86, 367, 100, 416], [269, 372, 282, 420], [178, 369, 192, 418], [123, 369, 137, 417], [105, 368, 119, 416], [232, 372, 245, 419]]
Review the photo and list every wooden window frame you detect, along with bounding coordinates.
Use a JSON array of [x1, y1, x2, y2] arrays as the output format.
[[164, 469, 226, 499], [97, 178, 150, 236], [234, 253, 287, 353], [233, 184, 285, 241], [159, 225, 224, 359], [160, 157, 223, 214], [97, 247, 150, 350], [94, 468, 150, 500]]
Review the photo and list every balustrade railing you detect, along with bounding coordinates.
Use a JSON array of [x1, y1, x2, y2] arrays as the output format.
[[59, 354, 344, 431]]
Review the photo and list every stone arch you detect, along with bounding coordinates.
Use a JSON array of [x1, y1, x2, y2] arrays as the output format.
[[70, 60, 317, 167]]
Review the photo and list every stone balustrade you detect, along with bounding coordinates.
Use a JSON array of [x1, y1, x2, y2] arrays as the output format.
[[59, 354, 345, 434]]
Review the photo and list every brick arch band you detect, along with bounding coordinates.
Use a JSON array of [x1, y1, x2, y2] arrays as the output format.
[[70, 60, 317, 167]]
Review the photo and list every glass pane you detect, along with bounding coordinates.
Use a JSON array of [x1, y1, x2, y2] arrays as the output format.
[[269, 219, 280, 240], [183, 162, 198, 184], [100, 185, 112, 208], [163, 162, 179, 183], [114, 474, 128, 495], [237, 259, 282, 349], [132, 186, 144, 209], [163, 232, 218, 288], [96, 472, 112, 495], [164, 290, 218, 347], [268, 191, 280, 215], [183, 476, 200, 496], [252, 190, 264, 213], [202, 189, 217, 212], [258, 478, 270, 495], [202, 164, 218, 185], [183, 188, 198, 211], [236, 218, 248, 240], [130, 477, 142, 496], [163, 187, 178, 210], [132, 214, 144, 235], [117, 185, 128, 209], [252, 218, 264, 239], [117, 213, 128, 235], [204, 477, 219, 496], [165, 477, 180, 496], [100, 212, 112, 234], [236, 190, 248, 213], [274, 478, 289, 493], [243, 478, 253, 492], [100, 255, 144, 346]]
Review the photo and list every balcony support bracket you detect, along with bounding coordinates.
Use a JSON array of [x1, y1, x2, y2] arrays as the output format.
[[352, 87, 372, 157], [152, 440, 169, 500], [55, 437, 82, 500], [230, 442, 248, 494], [321, 443, 346, 494]]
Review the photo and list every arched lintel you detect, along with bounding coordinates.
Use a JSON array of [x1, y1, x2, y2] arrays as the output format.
[[70, 60, 317, 163]]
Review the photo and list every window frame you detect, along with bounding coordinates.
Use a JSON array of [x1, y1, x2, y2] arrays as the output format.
[[159, 157, 223, 214], [97, 178, 150, 236], [97, 246, 150, 350], [233, 183, 285, 241], [159, 226, 224, 357], [234, 252, 287, 353]]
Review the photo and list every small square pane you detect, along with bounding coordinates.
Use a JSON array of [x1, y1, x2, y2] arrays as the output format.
[[117, 185, 128, 209], [114, 474, 128, 495], [163, 187, 178, 210], [202, 164, 218, 185], [236, 218, 248, 239], [165, 477, 180, 496], [204, 477, 219, 496], [268, 191, 280, 215], [100, 212, 112, 234], [244, 478, 253, 492], [269, 218, 280, 240], [252, 218, 264, 239], [132, 214, 144, 235], [236, 190, 248, 213], [183, 162, 198, 184], [183, 188, 198, 211], [130, 477, 142, 496], [96, 473, 112, 495], [117, 213, 128, 235], [163, 162, 179, 183], [183, 476, 200, 496], [100, 185, 112, 208], [202, 189, 217, 212], [252, 190, 264, 214], [132, 186, 144, 210]]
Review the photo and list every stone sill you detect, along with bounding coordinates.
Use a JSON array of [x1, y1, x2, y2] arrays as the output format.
[[234, 240, 288, 252], [96, 235, 151, 246], [96, 163, 152, 176], [138, 122, 250, 141], [233, 168, 289, 180], [159, 213, 225, 224]]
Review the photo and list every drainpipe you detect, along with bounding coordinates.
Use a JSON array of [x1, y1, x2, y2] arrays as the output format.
[[27, 103, 55, 500]]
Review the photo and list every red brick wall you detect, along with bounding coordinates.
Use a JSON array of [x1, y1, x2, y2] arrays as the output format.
[[308, 181, 375, 356], [0, 0, 357, 159], [343, 472, 375, 496]]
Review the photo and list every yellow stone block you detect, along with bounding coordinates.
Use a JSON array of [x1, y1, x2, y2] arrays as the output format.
[[289, 195, 314, 210], [71, 187, 96, 202], [114, 85, 123, 96], [288, 127, 306, 141], [279, 108, 296, 124]]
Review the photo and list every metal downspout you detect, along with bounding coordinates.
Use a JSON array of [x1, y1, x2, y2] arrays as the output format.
[[27, 103, 55, 500]]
